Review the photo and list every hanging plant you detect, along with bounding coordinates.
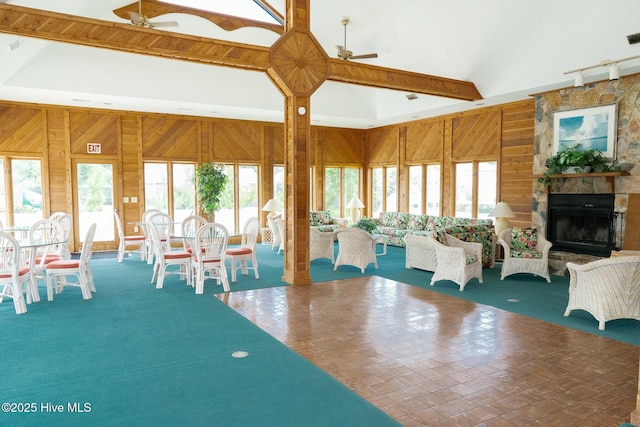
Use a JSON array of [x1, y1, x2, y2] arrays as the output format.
[[195, 163, 228, 216]]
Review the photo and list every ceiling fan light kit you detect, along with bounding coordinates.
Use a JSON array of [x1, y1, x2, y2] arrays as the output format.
[[129, 0, 178, 29]]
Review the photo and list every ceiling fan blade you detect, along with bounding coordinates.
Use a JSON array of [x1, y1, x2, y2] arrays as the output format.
[[127, 11, 143, 21], [349, 53, 378, 60], [336, 45, 347, 58], [151, 21, 179, 28]]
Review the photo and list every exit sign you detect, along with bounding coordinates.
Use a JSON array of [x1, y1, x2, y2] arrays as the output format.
[[87, 143, 101, 154]]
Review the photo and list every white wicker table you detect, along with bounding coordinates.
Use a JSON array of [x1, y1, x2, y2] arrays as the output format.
[[372, 234, 387, 256], [260, 227, 272, 245]]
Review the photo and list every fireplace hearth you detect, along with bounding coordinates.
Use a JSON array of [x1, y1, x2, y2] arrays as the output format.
[[547, 193, 615, 257]]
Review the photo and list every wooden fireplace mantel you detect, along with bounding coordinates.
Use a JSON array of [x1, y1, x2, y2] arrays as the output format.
[[534, 171, 630, 193]]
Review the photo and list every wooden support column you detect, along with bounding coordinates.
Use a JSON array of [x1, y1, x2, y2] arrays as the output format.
[[266, 0, 329, 284]]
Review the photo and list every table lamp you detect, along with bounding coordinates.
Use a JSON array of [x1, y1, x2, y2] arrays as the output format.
[[261, 198, 282, 217], [489, 201, 515, 237], [346, 197, 365, 224]]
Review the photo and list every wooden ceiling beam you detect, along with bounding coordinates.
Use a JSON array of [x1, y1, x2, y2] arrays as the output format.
[[112, 0, 284, 35], [328, 59, 482, 101], [0, 4, 271, 71]]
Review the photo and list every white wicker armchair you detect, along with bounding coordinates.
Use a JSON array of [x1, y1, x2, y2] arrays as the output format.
[[334, 228, 378, 273], [498, 227, 552, 283], [405, 233, 437, 272], [429, 233, 483, 291], [565, 256, 640, 330], [310, 228, 336, 263]]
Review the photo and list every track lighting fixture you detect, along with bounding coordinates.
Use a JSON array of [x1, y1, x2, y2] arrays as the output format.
[[564, 53, 640, 85]]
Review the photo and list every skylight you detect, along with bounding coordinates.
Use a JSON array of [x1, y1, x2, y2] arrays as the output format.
[[160, 0, 283, 25]]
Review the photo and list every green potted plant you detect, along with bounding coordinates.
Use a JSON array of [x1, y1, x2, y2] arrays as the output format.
[[538, 143, 618, 186], [195, 163, 228, 221], [354, 217, 377, 234]]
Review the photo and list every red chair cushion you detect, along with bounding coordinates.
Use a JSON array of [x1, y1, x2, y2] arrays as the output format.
[[46, 260, 80, 269], [226, 248, 252, 256]]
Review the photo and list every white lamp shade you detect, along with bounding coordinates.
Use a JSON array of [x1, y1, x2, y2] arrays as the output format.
[[262, 198, 281, 212], [346, 197, 365, 209], [489, 201, 515, 218]]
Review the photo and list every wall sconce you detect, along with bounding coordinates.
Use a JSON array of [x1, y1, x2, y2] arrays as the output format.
[[489, 201, 515, 237], [346, 197, 365, 224]]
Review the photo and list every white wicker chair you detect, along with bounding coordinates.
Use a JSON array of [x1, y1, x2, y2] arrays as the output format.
[[565, 256, 640, 330], [429, 233, 483, 291], [498, 227, 552, 283], [310, 227, 336, 263], [266, 214, 281, 251], [274, 218, 285, 254], [405, 233, 437, 272], [333, 228, 378, 273]]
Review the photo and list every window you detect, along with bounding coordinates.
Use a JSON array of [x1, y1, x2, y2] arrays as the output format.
[[217, 164, 259, 235], [408, 164, 441, 215], [324, 167, 361, 218], [144, 161, 196, 226], [371, 166, 397, 217], [454, 161, 496, 218], [6, 158, 43, 226]]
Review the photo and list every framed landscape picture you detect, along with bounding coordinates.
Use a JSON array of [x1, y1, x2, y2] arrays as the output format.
[[553, 104, 617, 158]]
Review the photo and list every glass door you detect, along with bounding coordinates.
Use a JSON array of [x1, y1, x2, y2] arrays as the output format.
[[72, 160, 117, 251]]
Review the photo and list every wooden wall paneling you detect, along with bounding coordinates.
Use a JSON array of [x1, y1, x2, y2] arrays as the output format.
[[451, 110, 500, 161], [69, 111, 118, 155], [119, 115, 143, 233], [0, 104, 46, 153], [142, 117, 199, 160], [45, 109, 70, 216], [314, 128, 325, 210], [211, 121, 261, 162], [442, 118, 453, 216], [366, 126, 399, 166], [501, 100, 535, 228], [322, 127, 365, 165], [405, 119, 444, 162], [398, 126, 407, 211]]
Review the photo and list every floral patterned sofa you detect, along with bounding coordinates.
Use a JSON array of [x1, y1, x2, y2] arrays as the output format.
[[375, 211, 495, 267], [309, 210, 347, 233]]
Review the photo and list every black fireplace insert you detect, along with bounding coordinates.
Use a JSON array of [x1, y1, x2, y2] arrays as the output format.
[[547, 193, 615, 257]]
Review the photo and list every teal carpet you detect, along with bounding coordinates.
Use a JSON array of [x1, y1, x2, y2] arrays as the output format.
[[0, 253, 398, 427]]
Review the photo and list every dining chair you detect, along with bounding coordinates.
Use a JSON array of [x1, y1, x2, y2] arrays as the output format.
[[191, 222, 229, 294], [0, 231, 30, 314], [113, 210, 146, 262], [180, 215, 208, 254], [141, 208, 162, 264], [226, 217, 259, 282], [28, 219, 65, 290], [50, 212, 72, 260], [147, 218, 191, 290], [45, 223, 96, 301]]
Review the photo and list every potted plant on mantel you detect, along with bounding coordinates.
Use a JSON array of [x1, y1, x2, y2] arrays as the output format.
[[538, 143, 619, 186], [195, 163, 228, 221]]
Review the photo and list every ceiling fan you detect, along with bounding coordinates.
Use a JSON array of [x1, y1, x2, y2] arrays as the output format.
[[336, 17, 378, 61], [128, 0, 178, 29]]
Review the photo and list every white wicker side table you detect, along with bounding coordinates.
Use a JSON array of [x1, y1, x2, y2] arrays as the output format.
[[261, 227, 273, 245]]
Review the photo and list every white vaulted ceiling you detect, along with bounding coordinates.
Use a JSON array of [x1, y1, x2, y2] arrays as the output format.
[[1, 0, 640, 129]]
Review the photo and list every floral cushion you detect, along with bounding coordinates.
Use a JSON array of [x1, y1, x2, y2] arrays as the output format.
[[510, 249, 543, 259], [378, 212, 409, 228], [433, 230, 448, 244], [407, 214, 429, 231], [511, 227, 538, 250], [465, 255, 478, 265], [309, 210, 333, 226]]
